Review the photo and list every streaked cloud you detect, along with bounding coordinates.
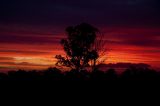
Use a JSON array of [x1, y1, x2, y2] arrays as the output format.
[[0, 0, 159, 71]]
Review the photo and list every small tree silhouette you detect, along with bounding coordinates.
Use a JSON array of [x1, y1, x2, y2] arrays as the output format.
[[55, 23, 106, 71]]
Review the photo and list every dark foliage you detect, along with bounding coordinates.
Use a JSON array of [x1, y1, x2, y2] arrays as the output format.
[[0, 67, 159, 81], [55, 23, 104, 71]]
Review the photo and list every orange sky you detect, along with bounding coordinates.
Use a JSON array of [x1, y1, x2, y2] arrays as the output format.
[[0, 25, 160, 72]]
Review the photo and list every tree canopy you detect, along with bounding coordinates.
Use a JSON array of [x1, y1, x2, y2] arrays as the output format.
[[55, 23, 105, 71]]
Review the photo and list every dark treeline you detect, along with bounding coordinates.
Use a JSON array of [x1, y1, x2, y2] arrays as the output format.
[[0, 67, 159, 81]]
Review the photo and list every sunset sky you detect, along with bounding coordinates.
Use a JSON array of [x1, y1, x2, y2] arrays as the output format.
[[0, 0, 160, 72]]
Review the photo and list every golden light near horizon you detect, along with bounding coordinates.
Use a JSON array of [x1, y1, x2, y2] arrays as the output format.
[[13, 56, 54, 66], [0, 26, 159, 71]]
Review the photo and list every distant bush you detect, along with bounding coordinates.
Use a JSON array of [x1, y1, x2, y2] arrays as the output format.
[[0, 67, 159, 81]]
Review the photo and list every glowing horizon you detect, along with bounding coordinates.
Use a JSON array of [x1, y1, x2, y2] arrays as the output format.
[[0, 0, 160, 71], [0, 25, 160, 71]]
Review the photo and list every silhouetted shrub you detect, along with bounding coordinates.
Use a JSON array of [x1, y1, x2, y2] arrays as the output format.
[[0, 73, 8, 80], [0, 67, 159, 81], [91, 68, 106, 80], [105, 69, 118, 80], [43, 67, 63, 81]]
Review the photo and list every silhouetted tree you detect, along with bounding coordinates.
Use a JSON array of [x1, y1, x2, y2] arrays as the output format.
[[55, 23, 106, 71], [90, 32, 107, 70]]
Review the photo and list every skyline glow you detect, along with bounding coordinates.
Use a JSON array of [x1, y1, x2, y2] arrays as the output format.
[[0, 0, 160, 71]]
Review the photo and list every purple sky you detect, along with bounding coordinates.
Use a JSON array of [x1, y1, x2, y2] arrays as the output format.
[[0, 0, 160, 26], [0, 0, 160, 71]]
